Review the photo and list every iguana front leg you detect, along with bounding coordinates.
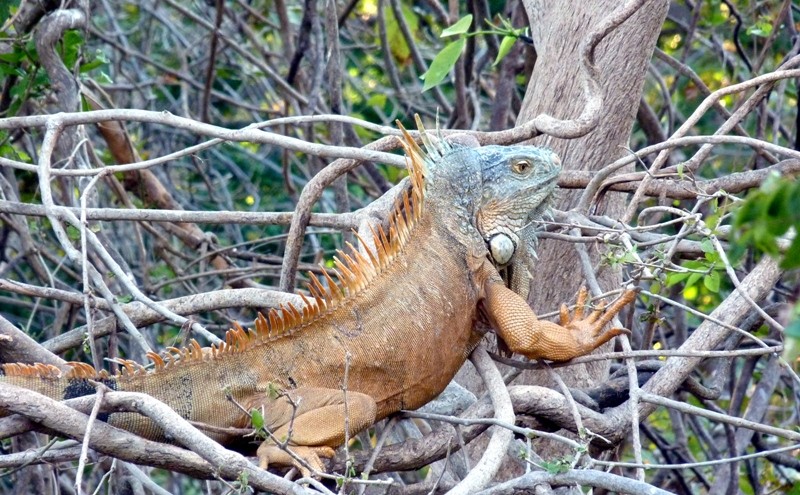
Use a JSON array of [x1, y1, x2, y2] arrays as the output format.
[[247, 387, 377, 476], [482, 271, 635, 362]]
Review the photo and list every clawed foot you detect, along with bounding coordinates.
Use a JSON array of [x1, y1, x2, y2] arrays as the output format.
[[557, 287, 636, 358], [484, 278, 637, 362], [257, 443, 336, 478]]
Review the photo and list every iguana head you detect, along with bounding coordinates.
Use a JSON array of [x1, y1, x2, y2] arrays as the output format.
[[397, 119, 561, 264], [473, 145, 561, 263]]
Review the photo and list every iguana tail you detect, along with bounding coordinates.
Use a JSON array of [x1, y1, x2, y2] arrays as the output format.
[[0, 362, 120, 412]]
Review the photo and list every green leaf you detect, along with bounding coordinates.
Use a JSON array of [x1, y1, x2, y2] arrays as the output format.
[[493, 35, 516, 67], [250, 408, 264, 430], [759, 181, 792, 236], [787, 182, 800, 222], [24, 38, 38, 62], [746, 18, 773, 38], [779, 234, 800, 270], [237, 470, 249, 489], [0, 48, 25, 64], [734, 194, 761, 227], [79, 50, 109, 73], [0, 63, 24, 77], [665, 271, 689, 287], [385, 4, 417, 63], [80, 59, 103, 73], [118, 295, 133, 304], [704, 3, 728, 27], [366, 93, 387, 108], [66, 224, 81, 241], [542, 458, 571, 475], [683, 260, 707, 271], [60, 30, 84, 67], [703, 271, 721, 293], [267, 382, 281, 399], [686, 272, 702, 288], [619, 249, 639, 264], [420, 38, 465, 91], [441, 14, 473, 37], [0, 0, 19, 22], [96, 71, 113, 84], [704, 250, 720, 264], [149, 265, 170, 278]]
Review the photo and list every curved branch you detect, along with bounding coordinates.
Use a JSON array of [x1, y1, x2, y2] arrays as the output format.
[[0, 110, 406, 167], [448, 344, 516, 495], [0, 315, 67, 369], [477, 0, 657, 144], [35, 8, 85, 113], [475, 469, 674, 495], [0, 384, 313, 494], [278, 135, 400, 291]]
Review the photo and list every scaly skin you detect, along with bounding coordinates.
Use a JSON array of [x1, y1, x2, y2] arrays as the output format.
[[0, 122, 635, 476]]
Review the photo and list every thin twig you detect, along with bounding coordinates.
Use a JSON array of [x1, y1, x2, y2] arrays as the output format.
[[75, 382, 108, 495]]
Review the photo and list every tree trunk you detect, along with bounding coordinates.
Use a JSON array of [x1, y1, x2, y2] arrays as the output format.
[[457, 0, 669, 479], [518, 0, 669, 386], [462, 0, 670, 481]]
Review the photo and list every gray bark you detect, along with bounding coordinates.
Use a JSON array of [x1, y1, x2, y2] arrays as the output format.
[[458, 0, 670, 483], [517, 0, 669, 385]]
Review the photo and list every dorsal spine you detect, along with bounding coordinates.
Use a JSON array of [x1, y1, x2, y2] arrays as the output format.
[[1, 122, 434, 383]]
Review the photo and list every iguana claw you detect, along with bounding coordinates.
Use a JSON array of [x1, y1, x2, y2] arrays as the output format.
[[560, 287, 636, 342], [484, 280, 637, 362], [560, 287, 635, 354]]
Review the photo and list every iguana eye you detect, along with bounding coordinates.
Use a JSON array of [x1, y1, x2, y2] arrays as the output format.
[[511, 159, 533, 175]]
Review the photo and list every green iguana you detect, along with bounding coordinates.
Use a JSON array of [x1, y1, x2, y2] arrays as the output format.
[[0, 122, 635, 475]]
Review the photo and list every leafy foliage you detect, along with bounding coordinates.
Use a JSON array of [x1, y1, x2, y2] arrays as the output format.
[[732, 173, 800, 270], [732, 172, 800, 363], [421, 37, 466, 91], [420, 13, 530, 91]]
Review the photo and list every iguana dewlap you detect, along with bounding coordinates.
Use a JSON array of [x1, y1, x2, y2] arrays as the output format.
[[0, 121, 635, 476]]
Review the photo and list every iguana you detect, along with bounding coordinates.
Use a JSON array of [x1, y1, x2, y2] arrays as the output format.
[[0, 121, 635, 475]]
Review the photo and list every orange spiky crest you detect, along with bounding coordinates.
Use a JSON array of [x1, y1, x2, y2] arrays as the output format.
[[205, 118, 431, 355], [0, 120, 436, 383], [0, 362, 63, 380], [396, 119, 427, 202]]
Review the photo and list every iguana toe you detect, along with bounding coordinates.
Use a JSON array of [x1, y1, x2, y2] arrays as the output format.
[[570, 288, 636, 334], [257, 444, 336, 478], [580, 290, 636, 340], [592, 326, 632, 349]]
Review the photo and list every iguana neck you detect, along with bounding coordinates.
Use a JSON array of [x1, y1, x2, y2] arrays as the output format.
[[423, 146, 484, 241]]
